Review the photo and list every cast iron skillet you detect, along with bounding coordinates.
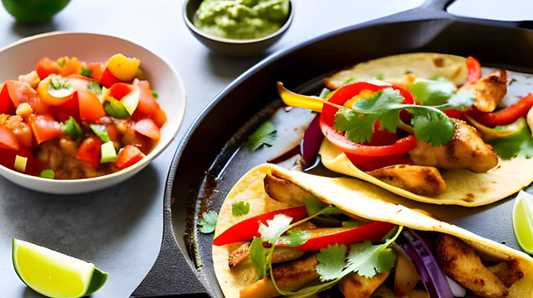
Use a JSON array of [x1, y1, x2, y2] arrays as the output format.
[[131, 0, 533, 297]]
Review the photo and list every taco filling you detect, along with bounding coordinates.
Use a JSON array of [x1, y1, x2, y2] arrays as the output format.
[[275, 53, 533, 206], [212, 164, 533, 298]]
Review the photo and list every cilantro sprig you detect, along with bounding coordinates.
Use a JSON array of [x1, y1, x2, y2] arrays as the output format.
[[333, 88, 465, 146], [198, 210, 218, 234], [232, 201, 250, 216]]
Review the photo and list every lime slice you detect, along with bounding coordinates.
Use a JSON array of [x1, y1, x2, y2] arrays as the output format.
[[12, 239, 108, 298], [512, 191, 533, 254]]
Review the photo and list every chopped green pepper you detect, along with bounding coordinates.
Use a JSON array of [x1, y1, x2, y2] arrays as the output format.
[[100, 141, 117, 163], [40, 169, 55, 179], [61, 117, 83, 140], [90, 124, 110, 143], [103, 97, 130, 119]]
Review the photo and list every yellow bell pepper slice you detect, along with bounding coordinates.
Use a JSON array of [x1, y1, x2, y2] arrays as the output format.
[[106, 54, 140, 81], [277, 82, 324, 113]]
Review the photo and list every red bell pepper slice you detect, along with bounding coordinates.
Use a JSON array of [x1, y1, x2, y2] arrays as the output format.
[[0, 124, 20, 151], [116, 144, 145, 169], [291, 221, 396, 251], [466, 56, 481, 84], [100, 67, 120, 88], [213, 206, 309, 246], [35, 57, 61, 80], [132, 79, 167, 127], [467, 93, 533, 128], [76, 136, 103, 168], [319, 82, 418, 158], [443, 109, 465, 120]]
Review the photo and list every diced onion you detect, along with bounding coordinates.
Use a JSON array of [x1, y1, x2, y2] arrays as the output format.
[[446, 275, 466, 297]]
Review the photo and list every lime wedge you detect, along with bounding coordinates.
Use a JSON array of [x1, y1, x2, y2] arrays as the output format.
[[512, 191, 533, 254], [12, 239, 108, 298]]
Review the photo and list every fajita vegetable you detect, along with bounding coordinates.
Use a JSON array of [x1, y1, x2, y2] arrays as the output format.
[[278, 52, 533, 206], [213, 164, 533, 298]]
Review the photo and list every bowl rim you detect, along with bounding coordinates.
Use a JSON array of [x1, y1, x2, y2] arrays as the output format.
[[0, 31, 186, 186], [182, 0, 294, 44]]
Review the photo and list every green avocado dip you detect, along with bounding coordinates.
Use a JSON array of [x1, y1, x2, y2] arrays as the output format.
[[194, 0, 290, 40]]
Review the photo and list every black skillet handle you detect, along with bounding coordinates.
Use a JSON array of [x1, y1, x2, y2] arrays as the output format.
[[129, 204, 210, 297], [402, 0, 533, 30]]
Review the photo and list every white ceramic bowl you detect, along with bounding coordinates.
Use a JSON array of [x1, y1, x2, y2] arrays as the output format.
[[0, 32, 186, 194]]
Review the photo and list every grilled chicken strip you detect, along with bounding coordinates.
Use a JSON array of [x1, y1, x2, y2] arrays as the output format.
[[264, 172, 314, 206], [409, 120, 498, 173], [488, 259, 525, 288], [228, 244, 306, 269], [459, 69, 507, 112], [436, 234, 509, 297], [339, 272, 390, 298], [366, 165, 446, 196]]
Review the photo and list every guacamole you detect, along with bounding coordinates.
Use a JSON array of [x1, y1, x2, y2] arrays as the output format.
[[194, 0, 289, 40]]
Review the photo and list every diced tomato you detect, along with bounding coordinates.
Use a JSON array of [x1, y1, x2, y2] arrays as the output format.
[[108, 83, 134, 100], [116, 144, 145, 169], [133, 79, 160, 116], [100, 67, 120, 88], [151, 107, 167, 127], [76, 136, 103, 168], [134, 118, 160, 140], [78, 90, 105, 121], [86, 63, 105, 83], [106, 124, 120, 147], [0, 124, 20, 151], [0, 146, 40, 175], [59, 56, 83, 77], [0, 83, 14, 114], [28, 115, 63, 144], [55, 92, 80, 121], [5, 80, 51, 116], [35, 57, 60, 80]]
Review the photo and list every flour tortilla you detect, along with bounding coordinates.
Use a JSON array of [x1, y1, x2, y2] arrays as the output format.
[[324, 52, 468, 89], [321, 52, 533, 206], [213, 164, 533, 298]]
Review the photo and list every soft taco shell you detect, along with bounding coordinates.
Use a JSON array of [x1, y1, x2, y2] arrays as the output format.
[[319, 139, 533, 206], [324, 52, 468, 89], [321, 52, 533, 206], [213, 163, 533, 298]]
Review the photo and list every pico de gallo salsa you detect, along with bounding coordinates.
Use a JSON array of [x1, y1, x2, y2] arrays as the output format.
[[0, 54, 166, 179]]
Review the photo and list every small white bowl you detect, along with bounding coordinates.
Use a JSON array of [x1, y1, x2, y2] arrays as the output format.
[[0, 32, 186, 194]]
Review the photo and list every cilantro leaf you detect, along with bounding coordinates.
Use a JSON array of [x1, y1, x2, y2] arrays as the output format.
[[88, 81, 102, 95], [316, 244, 347, 281], [278, 230, 310, 247], [375, 74, 384, 80], [50, 76, 71, 90], [258, 214, 292, 244], [81, 67, 92, 78], [232, 201, 250, 216], [304, 196, 340, 217], [248, 120, 277, 151], [198, 210, 218, 234], [249, 237, 266, 279], [489, 123, 533, 159], [347, 241, 397, 278], [334, 87, 456, 146], [151, 91, 159, 99], [410, 109, 455, 147], [407, 77, 457, 106]]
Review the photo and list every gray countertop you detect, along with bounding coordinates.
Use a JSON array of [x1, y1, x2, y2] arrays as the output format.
[[3, 0, 502, 296]]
